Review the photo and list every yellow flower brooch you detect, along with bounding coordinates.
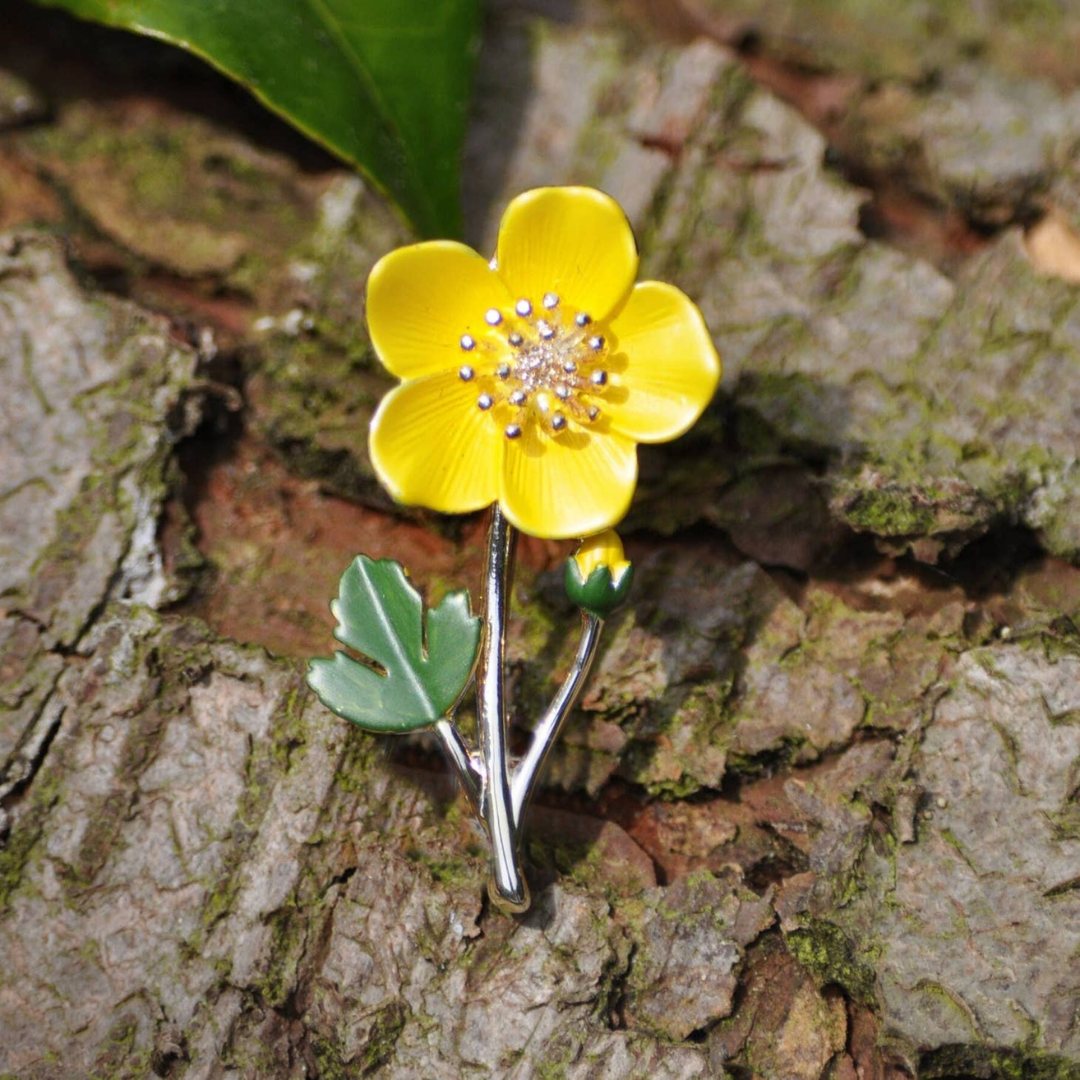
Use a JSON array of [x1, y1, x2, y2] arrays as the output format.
[[309, 187, 719, 912], [367, 186, 719, 539]]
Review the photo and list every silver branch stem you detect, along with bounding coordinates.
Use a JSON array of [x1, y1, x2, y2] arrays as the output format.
[[433, 717, 482, 815], [476, 504, 530, 913], [463, 506, 609, 914], [510, 611, 603, 827]]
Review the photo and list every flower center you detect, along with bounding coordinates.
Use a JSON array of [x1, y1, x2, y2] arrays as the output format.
[[458, 293, 611, 439]]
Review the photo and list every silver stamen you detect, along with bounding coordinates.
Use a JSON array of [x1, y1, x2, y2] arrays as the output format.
[[460, 334, 476, 351], [551, 413, 567, 431], [543, 293, 559, 309], [477, 393, 494, 410], [538, 321, 555, 340], [562, 360, 577, 373], [554, 384, 570, 400], [515, 299, 532, 317], [590, 369, 607, 386], [509, 389, 527, 406], [575, 312, 592, 327], [459, 365, 475, 381], [505, 423, 522, 439], [587, 405, 601, 420], [588, 335, 604, 351], [496, 363, 511, 379], [508, 332, 523, 347], [485, 308, 503, 326]]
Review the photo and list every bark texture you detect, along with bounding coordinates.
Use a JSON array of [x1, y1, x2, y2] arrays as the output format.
[[2, 0, 1080, 1077]]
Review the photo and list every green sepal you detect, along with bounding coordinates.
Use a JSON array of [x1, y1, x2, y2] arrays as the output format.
[[307, 556, 480, 732], [564, 560, 634, 618]]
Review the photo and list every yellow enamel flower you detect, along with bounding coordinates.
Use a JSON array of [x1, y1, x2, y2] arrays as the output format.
[[367, 187, 720, 540]]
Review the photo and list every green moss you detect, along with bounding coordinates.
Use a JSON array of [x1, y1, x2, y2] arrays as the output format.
[[841, 487, 940, 537], [256, 904, 309, 1007], [785, 918, 878, 1005], [271, 683, 311, 774], [309, 1035, 352, 1080], [0, 764, 63, 914], [88, 1013, 152, 1080], [331, 725, 381, 797], [643, 774, 705, 799], [28, 105, 310, 280], [535, 1048, 578, 1080], [920, 1043, 1080, 1079], [405, 846, 480, 891], [358, 1001, 408, 1074]]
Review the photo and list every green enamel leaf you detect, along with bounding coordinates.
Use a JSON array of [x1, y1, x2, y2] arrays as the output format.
[[31, 0, 481, 237], [307, 556, 480, 732]]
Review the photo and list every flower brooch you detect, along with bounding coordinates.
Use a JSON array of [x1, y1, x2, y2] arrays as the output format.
[[308, 187, 720, 912]]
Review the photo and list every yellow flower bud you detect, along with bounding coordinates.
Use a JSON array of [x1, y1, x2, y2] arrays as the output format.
[[571, 530, 632, 586], [566, 530, 633, 616]]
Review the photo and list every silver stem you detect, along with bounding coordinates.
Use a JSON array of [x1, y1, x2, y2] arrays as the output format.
[[510, 612, 603, 827], [476, 505, 530, 914], [433, 718, 482, 815]]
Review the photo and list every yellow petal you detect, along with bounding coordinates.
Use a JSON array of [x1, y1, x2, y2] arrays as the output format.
[[369, 371, 503, 513], [499, 423, 638, 540], [603, 281, 721, 443], [572, 530, 632, 585], [495, 187, 639, 323], [366, 241, 511, 380]]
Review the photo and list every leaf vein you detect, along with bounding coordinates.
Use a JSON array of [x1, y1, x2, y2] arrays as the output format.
[[300, 0, 437, 228]]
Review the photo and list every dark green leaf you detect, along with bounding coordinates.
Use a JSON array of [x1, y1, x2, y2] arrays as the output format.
[[32, 0, 481, 237], [307, 556, 480, 732]]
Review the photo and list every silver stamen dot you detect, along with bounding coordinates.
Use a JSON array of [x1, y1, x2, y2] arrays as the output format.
[[551, 413, 567, 431], [590, 369, 608, 386], [505, 423, 522, 439], [496, 363, 511, 379], [575, 312, 592, 327], [485, 308, 502, 326], [459, 365, 475, 381], [538, 321, 555, 340], [554, 384, 570, 400], [587, 405, 601, 420], [477, 393, 494, 410], [543, 292, 559, 309], [460, 334, 475, 351], [515, 298, 532, 317], [588, 335, 604, 351], [562, 360, 577, 373], [508, 332, 523, 347], [509, 389, 527, 406]]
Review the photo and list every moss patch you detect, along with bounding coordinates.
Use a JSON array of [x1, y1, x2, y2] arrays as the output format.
[[785, 918, 878, 1006], [920, 1043, 1080, 1080]]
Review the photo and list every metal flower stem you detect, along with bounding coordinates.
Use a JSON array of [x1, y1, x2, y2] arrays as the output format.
[[432, 505, 606, 914], [510, 611, 603, 827], [433, 718, 481, 815], [477, 505, 609, 913], [476, 504, 530, 913]]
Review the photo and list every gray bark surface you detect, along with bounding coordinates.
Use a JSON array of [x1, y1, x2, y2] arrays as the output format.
[[3, 1, 1080, 1077]]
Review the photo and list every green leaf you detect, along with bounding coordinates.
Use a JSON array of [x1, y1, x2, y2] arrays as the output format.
[[307, 556, 480, 732], [32, 0, 481, 237]]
